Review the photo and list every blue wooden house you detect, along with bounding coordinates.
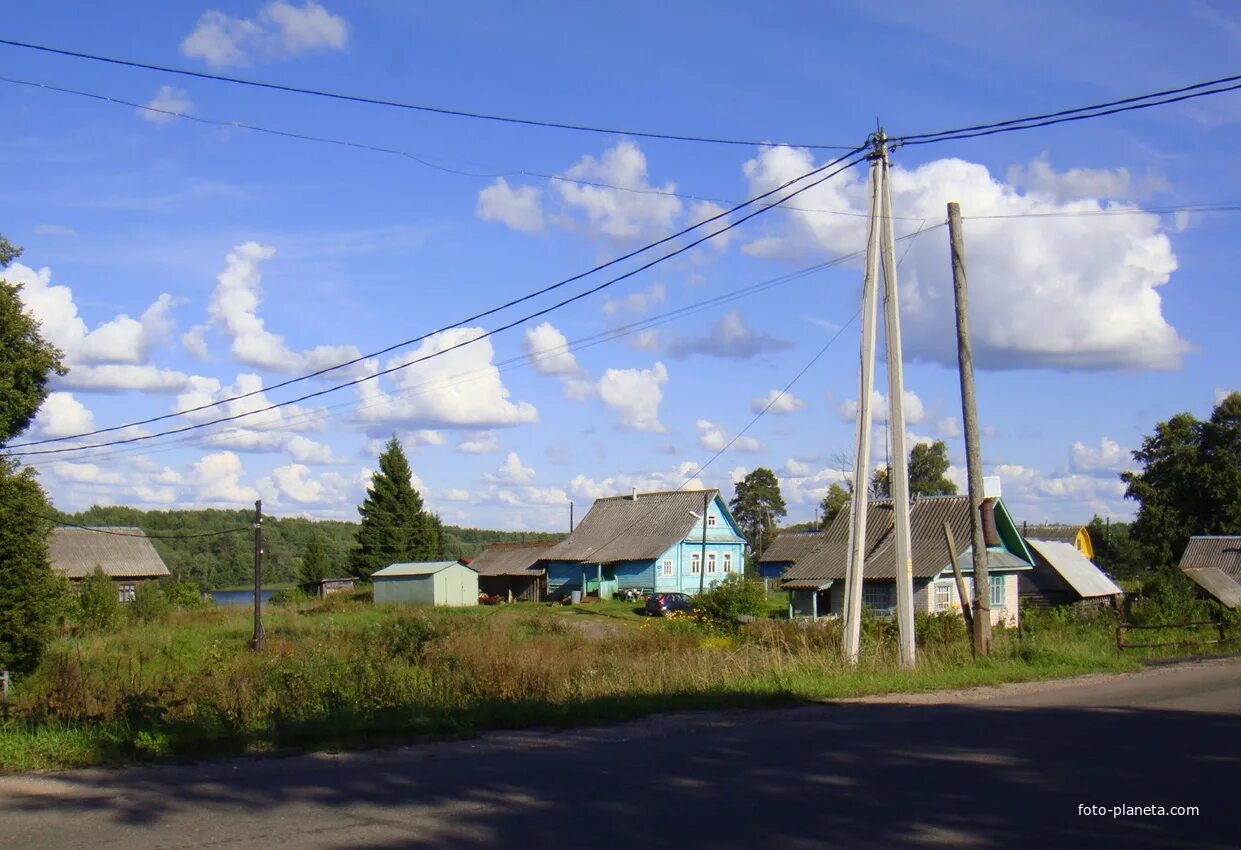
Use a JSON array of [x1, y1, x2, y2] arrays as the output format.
[[542, 489, 747, 598]]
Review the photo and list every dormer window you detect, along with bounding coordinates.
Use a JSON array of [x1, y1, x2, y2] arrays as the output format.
[[707, 515, 717, 527]]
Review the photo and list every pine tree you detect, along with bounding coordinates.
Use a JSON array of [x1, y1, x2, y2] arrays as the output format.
[[729, 468, 787, 554], [350, 436, 442, 579]]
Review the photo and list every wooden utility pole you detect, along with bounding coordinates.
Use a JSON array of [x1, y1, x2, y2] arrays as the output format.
[[251, 499, 265, 651], [842, 141, 884, 665], [878, 140, 916, 668], [942, 521, 974, 639], [948, 202, 991, 656]]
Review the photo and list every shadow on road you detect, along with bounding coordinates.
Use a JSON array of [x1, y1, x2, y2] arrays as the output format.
[[2, 701, 1237, 849]]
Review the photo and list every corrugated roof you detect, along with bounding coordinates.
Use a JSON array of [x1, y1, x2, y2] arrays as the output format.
[[1182, 568, 1241, 609], [779, 496, 1029, 586], [760, 532, 824, 564], [542, 490, 735, 563], [1024, 525, 1083, 545], [468, 542, 553, 576], [48, 527, 171, 580], [372, 560, 471, 578], [1178, 536, 1241, 578], [1025, 538, 1122, 598]]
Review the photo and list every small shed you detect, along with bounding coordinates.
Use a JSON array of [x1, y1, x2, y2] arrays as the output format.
[[49, 526, 171, 602], [1020, 537, 1123, 609], [469, 542, 552, 602], [299, 577, 358, 598], [1178, 536, 1241, 609], [372, 560, 478, 607]]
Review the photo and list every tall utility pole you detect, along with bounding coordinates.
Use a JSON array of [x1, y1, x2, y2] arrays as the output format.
[[843, 131, 917, 667], [251, 499, 265, 651], [948, 202, 991, 656]]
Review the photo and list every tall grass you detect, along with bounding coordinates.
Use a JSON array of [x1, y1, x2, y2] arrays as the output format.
[[0, 598, 1223, 772]]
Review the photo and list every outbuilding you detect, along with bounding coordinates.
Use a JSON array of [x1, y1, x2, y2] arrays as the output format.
[[372, 560, 478, 607]]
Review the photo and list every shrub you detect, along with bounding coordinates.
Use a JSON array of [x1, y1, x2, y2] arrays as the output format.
[[77, 568, 121, 631], [692, 575, 767, 628], [131, 582, 171, 623]]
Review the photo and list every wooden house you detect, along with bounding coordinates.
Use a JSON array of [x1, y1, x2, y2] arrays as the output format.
[[1021, 524, 1095, 560], [767, 495, 1033, 626], [469, 542, 552, 602], [541, 489, 746, 598], [1178, 535, 1241, 609], [49, 526, 171, 602], [372, 561, 478, 607], [1019, 533, 1122, 609]]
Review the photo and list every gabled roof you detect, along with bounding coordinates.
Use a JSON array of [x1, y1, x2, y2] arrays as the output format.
[[1178, 536, 1241, 608], [49, 527, 171, 580], [1025, 538, 1122, 598], [469, 542, 554, 576], [372, 560, 472, 578], [1024, 524, 1084, 545], [779, 496, 1031, 586], [760, 531, 824, 564], [542, 489, 735, 564]]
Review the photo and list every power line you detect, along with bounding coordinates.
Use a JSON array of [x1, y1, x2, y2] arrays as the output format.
[[6, 154, 870, 459], [5, 147, 866, 452], [17, 509, 250, 539], [894, 75, 1241, 147], [0, 38, 857, 151], [961, 202, 1241, 220]]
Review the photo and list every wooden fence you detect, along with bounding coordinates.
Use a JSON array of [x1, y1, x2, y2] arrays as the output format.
[[1115, 620, 1229, 651]]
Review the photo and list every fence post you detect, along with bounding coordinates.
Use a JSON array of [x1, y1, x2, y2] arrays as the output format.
[[1, 670, 9, 721], [1220, 621, 1227, 646], [1115, 625, 1124, 652]]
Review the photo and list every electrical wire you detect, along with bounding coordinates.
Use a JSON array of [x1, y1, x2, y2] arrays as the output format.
[[6, 154, 871, 459], [13, 507, 251, 539], [0, 38, 857, 151], [4, 147, 867, 452]]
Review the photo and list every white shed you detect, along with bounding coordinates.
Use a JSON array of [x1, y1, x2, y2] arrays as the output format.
[[372, 561, 478, 607]]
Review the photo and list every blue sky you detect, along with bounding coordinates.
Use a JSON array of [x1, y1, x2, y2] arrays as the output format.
[[2, 0, 1238, 530]]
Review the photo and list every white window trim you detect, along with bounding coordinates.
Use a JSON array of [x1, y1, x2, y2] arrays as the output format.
[[690, 553, 701, 575], [934, 581, 952, 612], [723, 552, 733, 573], [707, 552, 717, 573], [707, 514, 717, 527], [661, 559, 674, 577], [990, 575, 1006, 608]]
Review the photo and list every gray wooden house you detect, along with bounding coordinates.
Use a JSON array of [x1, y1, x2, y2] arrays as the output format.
[[49, 526, 171, 602], [1178, 535, 1241, 609], [1019, 534, 1122, 609], [469, 542, 552, 602]]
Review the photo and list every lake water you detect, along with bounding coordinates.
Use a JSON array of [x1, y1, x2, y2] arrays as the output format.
[[209, 589, 281, 606]]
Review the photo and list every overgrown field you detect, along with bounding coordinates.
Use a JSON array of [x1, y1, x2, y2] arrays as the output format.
[[0, 596, 1233, 773]]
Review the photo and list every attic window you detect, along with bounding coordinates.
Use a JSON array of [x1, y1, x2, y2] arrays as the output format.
[[707, 515, 717, 527]]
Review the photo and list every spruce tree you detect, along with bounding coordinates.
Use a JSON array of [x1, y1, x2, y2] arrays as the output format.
[[300, 533, 331, 584], [350, 436, 442, 579]]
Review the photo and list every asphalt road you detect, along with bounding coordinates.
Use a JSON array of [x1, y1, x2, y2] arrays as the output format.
[[2, 658, 1239, 850]]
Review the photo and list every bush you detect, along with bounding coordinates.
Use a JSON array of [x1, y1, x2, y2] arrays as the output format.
[[77, 568, 121, 631], [692, 575, 767, 628], [131, 582, 171, 623]]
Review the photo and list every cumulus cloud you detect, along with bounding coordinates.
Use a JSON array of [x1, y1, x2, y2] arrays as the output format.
[[936, 416, 963, 439], [991, 463, 1129, 521], [696, 419, 764, 453], [354, 328, 537, 429], [56, 365, 200, 394], [837, 389, 928, 425], [181, 1, 349, 67], [598, 361, 669, 432], [741, 147, 1188, 371], [476, 179, 545, 233], [138, 86, 193, 125], [569, 461, 709, 503], [555, 142, 683, 242], [190, 451, 260, 503], [1005, 155, 1167, 204], [33, 393, 94, 439], [522, 321, 594, 401], [456, 432, 501, 454], [750, 389, 806, 415], [488, 452, 536, 485], [1071, 437, 1131, 474], [602, 282, 666, 317], [666, 310, 791, 360]]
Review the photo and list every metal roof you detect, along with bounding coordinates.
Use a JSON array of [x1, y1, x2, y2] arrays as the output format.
[[1182, 568, 1241, 609], [1178, 536, 1241, 577], [542, 490, 739, 563], [1023, 524, 1083, 545], [468, 542, 554, 576], [1024, 538, 1122, 598], [372, 561, 472, 578], [760, 531, 825, 564], [779, 496, 1030, 587], [48, 527, 171, 580]]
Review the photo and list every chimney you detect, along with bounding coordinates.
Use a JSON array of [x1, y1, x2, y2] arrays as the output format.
[[981, 498, 1000, 548], [631, 487, 638, 501]]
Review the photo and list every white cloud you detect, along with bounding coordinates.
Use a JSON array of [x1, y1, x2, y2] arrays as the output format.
[[190, 451, 259, 503], [687, 200, 735, 252], [569, 461, 709, 504], [182, 325, 210, 360], [555, 141, 683, 243], [489, 452, 536, 485], [750, 389, 806, 415], [456, 431, 501, 454], [354, 327, 538, 428], [55, 365, 201, 394], [991, 463, 1130, 522], [838, 389, 928, 425], [1217, 389, 1235, 405], [696, 419, 764, 453], [33, 393, 94, 439], [523, 321, 580, 376], [598, 361, 668, 432], [181, 1, 349, 68], [33, 224, 76, 237], [268, 464, 324, 503], [936, 416, 963, 439], [138, 86, 193, 125], [441, 488, 471, 502], [477, 179, 545, 233], [286, 434, 334, 464], [667, 310, 790, 360], [1005, 156, 1134, 203], [1070, 437, 1131, 474], [602, 282, 666, 317], [741, 148, 1187, 371], [49, 461, 125, 486]]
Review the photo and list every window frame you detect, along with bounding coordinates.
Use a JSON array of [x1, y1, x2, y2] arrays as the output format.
[[690, 553, 701, 575], [990, 574, 1006, 608], [661, 559, 674, 577], [707, 514, 717, 527], [707, 552, 717, 574], [862, 582, 892, 611], [934, 581, 952, 612], [723, 552, 733, 573]]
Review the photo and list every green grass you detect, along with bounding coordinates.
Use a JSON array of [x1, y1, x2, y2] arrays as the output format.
[[0, 598, 1230, 773]]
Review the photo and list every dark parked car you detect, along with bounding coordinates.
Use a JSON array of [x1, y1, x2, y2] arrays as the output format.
[[645, 592, 693, 617]]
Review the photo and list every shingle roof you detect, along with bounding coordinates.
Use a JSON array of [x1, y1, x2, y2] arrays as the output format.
[[1025, 538, 1122, 598], [1178, 536, 1241, 609], [468, 542, 554, 576], [1024, 525, 1083, 545], [372, 561, 471, 578], [760, 531, 824, 564], [542, 490, 729, 563], [49, 527, 171, 580], [779, 496, 1029, 586]]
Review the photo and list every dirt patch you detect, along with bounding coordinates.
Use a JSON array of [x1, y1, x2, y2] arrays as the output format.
[[562, 615, 624, 639]]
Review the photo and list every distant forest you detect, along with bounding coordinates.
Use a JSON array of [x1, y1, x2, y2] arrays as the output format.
[[62, 506, 563, 590]]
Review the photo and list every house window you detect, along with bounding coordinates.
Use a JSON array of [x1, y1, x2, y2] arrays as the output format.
[[118, 583, 136, 604], [707, 515, 717, 527], [690, 553, 701, 575], [990, 575, 1006, 607], [934, 581, 952, 612], [661, 560, 674, 577], [723, 552, 733, 573], [862, 583, 892, 611], [707, 552, 717, 574]]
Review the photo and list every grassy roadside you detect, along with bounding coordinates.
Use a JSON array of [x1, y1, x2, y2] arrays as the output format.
[[0, 599, 1225, 774]]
